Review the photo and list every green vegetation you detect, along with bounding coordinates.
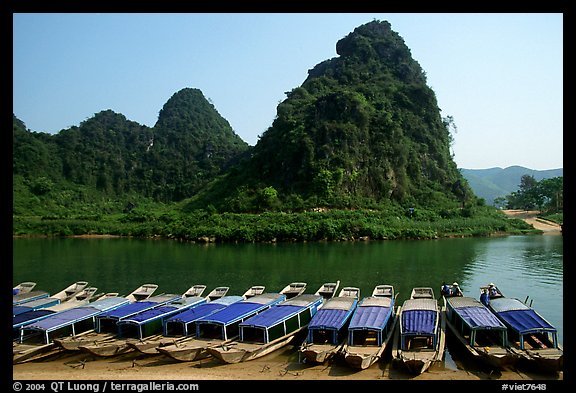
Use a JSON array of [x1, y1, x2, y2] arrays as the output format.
[[12, 20, 557, 242]]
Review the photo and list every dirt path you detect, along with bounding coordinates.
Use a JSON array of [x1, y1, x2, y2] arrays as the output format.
[[502, 210, 562, 234]]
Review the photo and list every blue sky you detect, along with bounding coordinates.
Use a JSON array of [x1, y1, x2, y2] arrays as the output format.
[[13, 13, 563, 170]]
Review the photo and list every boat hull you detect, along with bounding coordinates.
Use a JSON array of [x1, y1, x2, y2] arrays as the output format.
[[208, 330, 301, 364]]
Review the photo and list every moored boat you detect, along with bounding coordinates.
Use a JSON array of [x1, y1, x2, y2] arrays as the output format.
[[243, 285, 266, 299], [207, 294, 324, 363], [52, 283, 159, 351], [205, 286, 230, 301], [13, 295, 131, 364], [280, 282, 307, 299], [155, 295, 245, 359], [442, 287, 513, 369], [392, 287, 445, 375], [13, 282, 36, 295], [314, 281, 340, 300], [77, 291, 193, 357], [157, 292, 286, 362], [299, 286, 360, 364], [342, 284, 399, 369], [482, 283, 563, 373]]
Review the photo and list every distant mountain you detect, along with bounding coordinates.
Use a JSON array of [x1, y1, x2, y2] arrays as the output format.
[[459, 166, 563, 206]]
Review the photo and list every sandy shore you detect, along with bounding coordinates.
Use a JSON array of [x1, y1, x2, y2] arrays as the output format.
[[13, 345, 563, 384]]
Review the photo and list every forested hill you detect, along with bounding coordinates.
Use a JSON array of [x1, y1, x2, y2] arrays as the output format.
[[185, 20, 472, 212], [13, 88, 249, 209]]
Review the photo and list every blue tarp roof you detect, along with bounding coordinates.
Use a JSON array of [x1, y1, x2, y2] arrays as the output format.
[[402, 309, 436, 336], [498, 309, 556, 334], [25, 307, 101, 331], [22, 298, 130, 332], [349, 304, 392, 331], [240, 305, 304, 328], [308, 308, 353, 330], [97, 301, 160, 319], [166, 296, 244, 324], [197, 294, 285, 325], [448, 297, 506, 330], [241, 294, 322, 329], [119, 305, 178, 324], [489, 297, 556, 334], [13, 309, 55, 327]]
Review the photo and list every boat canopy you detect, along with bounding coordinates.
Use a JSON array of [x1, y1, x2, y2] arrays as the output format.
[[163, 296, 244, 336], [196, 293, 286, 326], [490, 298, 556, 334], [97, 294, 181, 320], [308, 297, 358, 330], [13, 290, 49, 305], [401, 298, 438, 336], [13, 309, 55, 330], [239, 295, 322, 344], [447, 297, 506, 330], [240, 295, 322, 330], [348, 297, 393, 331], [13, 297, 61, 316], [18, 297, 130, 344]]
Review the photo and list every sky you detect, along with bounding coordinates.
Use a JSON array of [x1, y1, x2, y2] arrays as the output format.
[[12, 13, 563, 170]]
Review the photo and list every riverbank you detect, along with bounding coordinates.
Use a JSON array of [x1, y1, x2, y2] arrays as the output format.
[[13, 346, 563, 382]]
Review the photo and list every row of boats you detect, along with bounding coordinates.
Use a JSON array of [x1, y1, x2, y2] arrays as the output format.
[[12, 280, 563, 376]]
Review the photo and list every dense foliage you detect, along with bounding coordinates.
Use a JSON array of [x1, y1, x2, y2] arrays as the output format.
[[500, 175, 563, 213], [186, 20, 471, 213], [13, 20, 553, 241]]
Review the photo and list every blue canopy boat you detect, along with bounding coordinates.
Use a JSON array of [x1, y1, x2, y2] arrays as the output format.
[[163, 296, 245, 337], [392, 287, 445, 375], [80, 295, 209, 357], [13, 287, 99, 338], [299, 288, 360, 364], [157, 293, 286, 362], [444, 295, 513, 369], [13, 296, 130, 364], [208, 294, 324, 363], [156, 295, 245, 360], [484, 284, 563, 373], [13, 290, 50, 306], [342, 285, 399, 369]]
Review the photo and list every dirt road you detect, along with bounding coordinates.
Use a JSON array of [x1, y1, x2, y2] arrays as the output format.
[[502, 210, 562, 234]]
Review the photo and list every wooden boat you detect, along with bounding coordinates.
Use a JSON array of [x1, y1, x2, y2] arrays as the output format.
[[183, 285, 207, 298], [126, 283, 159, 302], [52, 283, 159, 351], [443, 290, 513, 369], [482, 283, 563, 373], [155, 296, 245, 358], [156, 293, 285, 362], [77, 291, 194, 357], [299, 287, 360, 364], [13, 280, 86, 306], [205, 286, 230, 301], [13, 289, 50, 306], [243, 285, 266, 299], [342, 285, 399, 369], [280, 282, 307, 299], [207, 294, 324, 364], [13, 287, 99, 338], [392, 287, 445, 375], [13, 295, 131, 363], [13, 282, 36, 295], [51, 281, 90, 302], [81, 291, 209, 357], [314, 281, 340, 300], [338, 286, 361, 299]]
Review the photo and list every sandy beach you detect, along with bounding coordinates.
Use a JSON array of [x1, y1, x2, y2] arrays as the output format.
[[13, 343, 564, 384]]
